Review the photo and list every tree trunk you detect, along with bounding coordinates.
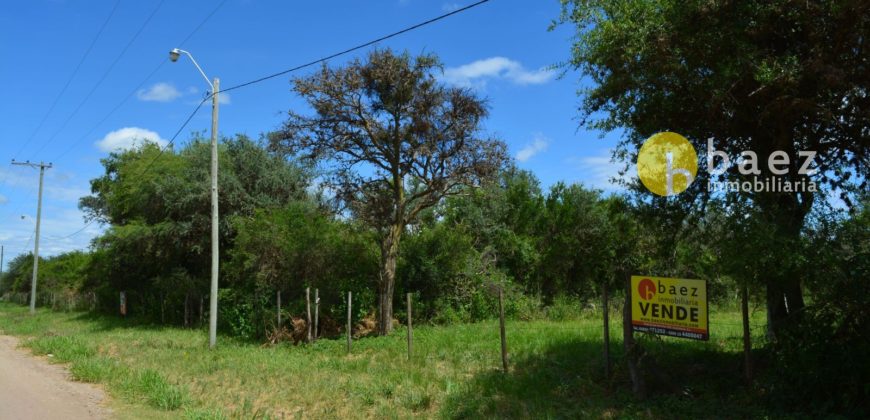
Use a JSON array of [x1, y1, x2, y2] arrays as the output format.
[[623, 271, 645, 397], [758, 190, 809, 339], [741, 283, 753, 384], [377, 223, 402, 335], [184, 293, 190, 328], [602, 281, 611, 380]]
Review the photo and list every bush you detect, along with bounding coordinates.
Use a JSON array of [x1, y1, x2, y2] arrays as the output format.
[[544, 294, 582, 321], [217, 289, 260, 340]]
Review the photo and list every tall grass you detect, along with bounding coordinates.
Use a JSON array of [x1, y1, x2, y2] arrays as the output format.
[[0, 302, 776, 418]]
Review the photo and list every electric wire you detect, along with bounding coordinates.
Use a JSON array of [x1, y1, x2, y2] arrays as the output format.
[[0, 0, 121, 206], [56, 95, 211, 240], [45, 0, 229, 239], [220, 0, 491, 94], [50, 0, 230, 163], [46, 0, 489, 240], [27, 0, 167, 160], [12, 0, 122, 159]]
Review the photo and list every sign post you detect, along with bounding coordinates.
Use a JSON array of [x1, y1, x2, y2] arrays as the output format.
[[630, 276, 708, 340], [119, 291, 127, 318]]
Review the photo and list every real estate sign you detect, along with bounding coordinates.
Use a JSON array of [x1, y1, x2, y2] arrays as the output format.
[[631, 275, 708, 341]]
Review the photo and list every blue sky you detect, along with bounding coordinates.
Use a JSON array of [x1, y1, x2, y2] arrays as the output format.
[[0, 0, 624, 267]]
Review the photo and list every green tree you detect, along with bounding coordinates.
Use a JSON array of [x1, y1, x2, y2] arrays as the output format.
[[556, 0, 869, 335], [271, 49, 508, 334], [226, 201, 378, 337], [442, 168, 544, 292], [80, 135, 308, 322], [537, 183, 611, 301]]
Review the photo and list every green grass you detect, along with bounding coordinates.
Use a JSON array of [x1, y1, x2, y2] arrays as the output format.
[[0, 301, 775, 418]]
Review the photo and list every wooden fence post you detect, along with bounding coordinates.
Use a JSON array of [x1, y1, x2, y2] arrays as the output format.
[[407, 293, 413, 360], [741, 283, 753, 384], [277, 290, 282, 328], [306, 287, 312, 343], [603, 281, 611, 380], [314, 288, 319, 340], [346, 291, 352, 353], [498, 287, 508, 373]]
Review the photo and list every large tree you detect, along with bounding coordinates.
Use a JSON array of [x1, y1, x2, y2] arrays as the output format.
[[80, 135, 307, 321], [557, 0, 869, 335], [271, 49, 507, 335]]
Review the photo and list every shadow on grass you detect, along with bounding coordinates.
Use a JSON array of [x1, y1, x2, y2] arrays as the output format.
[[441, 335, 774, 419], [69, 311, 178, 333], [66, 311, 283, 346]]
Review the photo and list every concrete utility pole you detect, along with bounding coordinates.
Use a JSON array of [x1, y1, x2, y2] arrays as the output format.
[[208, 77, 220, 349], [169, 48, 220, 348], [1, 244, 5, 292], [12, 160, 52, 314]]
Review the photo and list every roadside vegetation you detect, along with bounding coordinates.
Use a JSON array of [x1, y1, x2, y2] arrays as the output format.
[[1, 1, 868, 417], [1, 301, 774, 418]]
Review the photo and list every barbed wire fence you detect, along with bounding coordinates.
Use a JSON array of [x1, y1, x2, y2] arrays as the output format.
[[2, 284, 766, 385]]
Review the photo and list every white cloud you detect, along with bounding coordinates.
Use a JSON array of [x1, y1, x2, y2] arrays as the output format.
[[96, 127, 167, 153], [516, 134, 549, 162], [46, 184, 90, 203], [0, 194, 7, 205], [442, 2, 460, 12], [217, 92, 231, 105], [568, 149, 632, 191], [442, 57, 555, 88], [137, 82, 182, 102]]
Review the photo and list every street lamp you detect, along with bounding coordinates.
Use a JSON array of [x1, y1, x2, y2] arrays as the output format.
[[170, 48, 220, 349]]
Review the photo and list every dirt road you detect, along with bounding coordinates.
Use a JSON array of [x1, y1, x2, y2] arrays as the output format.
[[0, 335, 109, 420]]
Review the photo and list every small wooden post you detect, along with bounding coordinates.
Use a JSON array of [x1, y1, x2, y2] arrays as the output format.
[[498, 287, 508, 373], [306, 287, 312, 343], [603, 281, 611, 380], [407, 293, 413, 360], [346, 291, 352, 353], [314, 288, 319, 340], [184, 293, 190, 327], [741, 283, 753, 384], [277, 290, 282, 328]]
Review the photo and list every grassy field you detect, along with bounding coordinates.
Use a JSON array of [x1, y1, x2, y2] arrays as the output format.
[[0, 301, 772, 419]]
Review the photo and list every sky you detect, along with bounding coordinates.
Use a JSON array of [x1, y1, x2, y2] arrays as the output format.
[[0, 0, 625, 268]]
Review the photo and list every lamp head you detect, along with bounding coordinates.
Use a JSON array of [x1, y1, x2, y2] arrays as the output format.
[[169, 48, 181, 62]]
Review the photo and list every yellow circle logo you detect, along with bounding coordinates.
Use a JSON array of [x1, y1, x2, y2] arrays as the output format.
[[637, 132, 697, 196]]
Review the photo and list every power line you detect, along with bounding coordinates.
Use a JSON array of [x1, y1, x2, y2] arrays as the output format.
[[48, 0, 487, 239], [50, 0, 230, 163], [1, 1, 120, 201], [136, 95, 212, 177], [51, 60, 167, 162], [220, 0, 492, 94], [54, 220, 97, 241], [57, 95, 212, 240], [26, 0, 167, 160], [177, 0, 229, 47], [13, 0, 122, 159], [49, 0, 228, 238]]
